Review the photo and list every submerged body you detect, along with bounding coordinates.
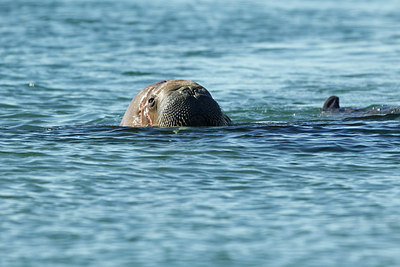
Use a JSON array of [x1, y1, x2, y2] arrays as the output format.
[[120, 80, 231, 127]]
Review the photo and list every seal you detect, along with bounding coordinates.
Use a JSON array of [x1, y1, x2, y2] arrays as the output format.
[[120, 79, 232, 127], [322, 95, 364, 113], [322, 96, 400, 115]]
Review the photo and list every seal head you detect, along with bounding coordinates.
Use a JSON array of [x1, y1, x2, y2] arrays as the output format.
[[120, 80, 231, 127]]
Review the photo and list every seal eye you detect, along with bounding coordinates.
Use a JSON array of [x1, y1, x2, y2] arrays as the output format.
[[148, 97, 155, 107]]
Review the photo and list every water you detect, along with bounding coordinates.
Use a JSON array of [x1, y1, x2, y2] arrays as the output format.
[[1, 0, 400, 266]]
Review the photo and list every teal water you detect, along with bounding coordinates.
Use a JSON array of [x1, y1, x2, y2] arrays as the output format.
[[1, 0, 400, 266]]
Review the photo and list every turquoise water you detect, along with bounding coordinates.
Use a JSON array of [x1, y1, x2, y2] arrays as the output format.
[[1, 0, 400, 266]]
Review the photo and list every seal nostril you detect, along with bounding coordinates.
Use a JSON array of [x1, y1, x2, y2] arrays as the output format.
[[181, 87, 192, 95]]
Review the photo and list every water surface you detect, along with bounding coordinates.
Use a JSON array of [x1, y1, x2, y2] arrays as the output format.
[[1, 0, 400, 266]]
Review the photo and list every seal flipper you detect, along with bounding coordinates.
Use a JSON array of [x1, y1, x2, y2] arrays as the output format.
[[323, 96, 340, 110]]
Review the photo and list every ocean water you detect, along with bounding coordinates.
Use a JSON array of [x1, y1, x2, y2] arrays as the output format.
[[1, 0, 400, 266]]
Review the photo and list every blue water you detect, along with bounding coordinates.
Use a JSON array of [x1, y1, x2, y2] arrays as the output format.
[[1, 0, 400, 266]]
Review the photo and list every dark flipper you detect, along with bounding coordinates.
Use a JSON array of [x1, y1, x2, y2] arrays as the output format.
[[323, 96, 340, 110]]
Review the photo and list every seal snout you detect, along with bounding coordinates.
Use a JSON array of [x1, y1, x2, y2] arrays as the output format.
[[179, 86, 209, 99]]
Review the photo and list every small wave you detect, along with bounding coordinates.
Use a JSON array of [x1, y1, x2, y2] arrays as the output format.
[[122, 71, 153, 76]]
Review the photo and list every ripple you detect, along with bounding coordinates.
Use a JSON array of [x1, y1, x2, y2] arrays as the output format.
[[121, 71, 153, 76], [1, 0, 400, 266]]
